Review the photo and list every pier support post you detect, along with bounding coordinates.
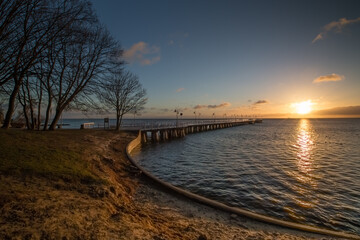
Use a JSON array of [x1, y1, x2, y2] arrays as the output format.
[[180, 128, 186, 137], [151, 131, 160, 142], [160, 130, 168, 141], [141, 131, 148, 143]]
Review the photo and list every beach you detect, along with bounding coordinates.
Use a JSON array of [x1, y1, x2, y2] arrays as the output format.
[[0, 130, 342, 239]]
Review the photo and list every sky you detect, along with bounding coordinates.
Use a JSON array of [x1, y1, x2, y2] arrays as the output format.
[[90, 0, 360, 118]]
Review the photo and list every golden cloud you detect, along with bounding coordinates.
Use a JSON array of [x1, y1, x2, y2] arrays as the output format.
[[313, 73, 345, 83], [194, 102, 231, 109], [253, 100, 269, 105], [313, 17, 360, 43], [123, 42, 160, 65]]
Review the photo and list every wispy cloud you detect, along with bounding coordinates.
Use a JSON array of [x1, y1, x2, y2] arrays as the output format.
[[313, 73, 345, 83], [148, 107, 170, 113], [194, 102, 231, 109], [314, 106, 360, 116], [123, 42, 160, 65], [253, 100, 269, 105], [312, 17, 360, 43], [176, 88, 185, 92]]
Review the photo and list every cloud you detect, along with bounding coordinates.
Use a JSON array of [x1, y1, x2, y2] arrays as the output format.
[[193, 105, 206, 109], [147, 107, 170, 113], [253, 100, 269, 105], [194, 102, 231, 109], [312, 17, 360, 43], [176, 88, 185, 92], [123, 42, 160, 65], [314, 106, 360, 116], [313, 73, 345, 83]]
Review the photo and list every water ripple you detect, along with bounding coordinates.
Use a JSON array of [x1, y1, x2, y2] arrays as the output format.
[[133, 119, 360, 234]]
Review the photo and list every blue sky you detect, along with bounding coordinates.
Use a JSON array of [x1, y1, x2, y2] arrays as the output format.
[[90, 0, 360, 118]]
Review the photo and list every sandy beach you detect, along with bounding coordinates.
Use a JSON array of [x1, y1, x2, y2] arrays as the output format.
[[0, 130, 344, 239]]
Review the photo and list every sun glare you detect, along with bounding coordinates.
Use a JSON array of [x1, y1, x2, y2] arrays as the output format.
[[292, 100, 313, 115]]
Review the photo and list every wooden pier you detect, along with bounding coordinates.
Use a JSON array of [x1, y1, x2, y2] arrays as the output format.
[[140, 119, 260, 143]]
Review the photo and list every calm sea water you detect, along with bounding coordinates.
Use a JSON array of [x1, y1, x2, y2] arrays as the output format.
[[132, 119, 360, 234]]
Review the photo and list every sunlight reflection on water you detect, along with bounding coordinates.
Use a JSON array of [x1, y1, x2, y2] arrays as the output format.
[[285, 119, 318, 221], [134, 119, 360, 234], [296, 119, 314, 175]]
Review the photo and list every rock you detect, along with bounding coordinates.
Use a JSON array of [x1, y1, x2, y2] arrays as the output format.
[[230, 213, 237, 219]]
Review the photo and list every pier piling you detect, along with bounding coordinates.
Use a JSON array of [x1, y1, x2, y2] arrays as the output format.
[[139, 119, 262, 143]]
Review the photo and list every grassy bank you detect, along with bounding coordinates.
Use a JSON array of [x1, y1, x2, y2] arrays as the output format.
[[0, 129, 101, 183]]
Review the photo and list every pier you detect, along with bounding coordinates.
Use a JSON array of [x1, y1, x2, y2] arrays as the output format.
[[126, 119, 360, 240], [140, 119, 260, 143]]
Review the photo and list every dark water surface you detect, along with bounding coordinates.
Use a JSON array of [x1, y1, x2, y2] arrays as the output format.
[[132, 119, 360, 234]]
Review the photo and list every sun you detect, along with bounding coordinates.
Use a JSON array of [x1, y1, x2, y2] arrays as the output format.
[[292, 100, 313, 114]]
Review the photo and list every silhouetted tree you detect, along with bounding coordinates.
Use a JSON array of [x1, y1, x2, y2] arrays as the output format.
[[47, 25, 118, 130], [1, 0, 96, 129], [97, 70, 147, 131], [0, 0, 25, 87]]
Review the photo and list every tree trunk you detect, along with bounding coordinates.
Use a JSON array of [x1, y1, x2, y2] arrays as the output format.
[[49, 108, 62, 130], [37, 87, 42, 130], [43, 94, 52, 130], [26, 81, 35, 130], [19, 87, 30, 129], [20, 98, 30, 130], [118, 115, 123, 131], [2, 81, 21, 129], [116, 110, 120, 131], [23, 105, 30, 129]]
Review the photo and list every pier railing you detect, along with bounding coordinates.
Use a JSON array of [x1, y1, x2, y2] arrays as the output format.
[[135, 119, 262, 143], [121, 118, 260, 131]]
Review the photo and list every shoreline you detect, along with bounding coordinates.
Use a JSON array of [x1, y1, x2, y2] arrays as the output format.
[[127, 130, 359, 240], [0, 129, 353, 239]]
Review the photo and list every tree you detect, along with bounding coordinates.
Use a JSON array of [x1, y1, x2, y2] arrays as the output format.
[[0, 0, 26, 87], [47, 25, 117, 130], [1, 0, 96, 129], [97, 70, 147, 131]]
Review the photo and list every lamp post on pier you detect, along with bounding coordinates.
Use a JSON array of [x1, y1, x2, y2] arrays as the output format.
[[174, 109, 182, 127]]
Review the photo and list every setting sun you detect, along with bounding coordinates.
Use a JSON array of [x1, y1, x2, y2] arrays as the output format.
[[292, 100, 313, 114]]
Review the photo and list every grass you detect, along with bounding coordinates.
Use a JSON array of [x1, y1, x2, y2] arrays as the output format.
[[0, 129, 101, 183]]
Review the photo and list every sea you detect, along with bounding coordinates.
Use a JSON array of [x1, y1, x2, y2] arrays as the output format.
[[130, 118, 360, 235]]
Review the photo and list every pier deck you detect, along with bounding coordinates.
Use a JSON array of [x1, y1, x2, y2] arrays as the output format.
[[139, 119, 261, 143]]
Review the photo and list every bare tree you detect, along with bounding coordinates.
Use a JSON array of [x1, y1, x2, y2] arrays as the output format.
[[47, 25, 117, 130], [0, 0, 26, 87], [97, 70, 147, 131], [1, 0, 95, 129]]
